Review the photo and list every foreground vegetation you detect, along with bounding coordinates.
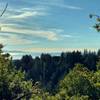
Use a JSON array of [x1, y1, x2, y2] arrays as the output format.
[[0, 44, 100, 100]]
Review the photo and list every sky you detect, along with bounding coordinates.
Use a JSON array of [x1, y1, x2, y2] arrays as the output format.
[[0, 0, 100, 59]]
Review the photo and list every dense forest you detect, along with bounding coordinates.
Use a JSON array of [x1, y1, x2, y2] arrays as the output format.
[[0, 44, 100, 100], [0, 0, 100, 99]]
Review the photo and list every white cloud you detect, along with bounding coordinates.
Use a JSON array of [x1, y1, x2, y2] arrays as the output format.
[[60, 34, 80, 39], [9, 12, 34, 19], [2, 5, 47, 21], [18, 47, 98, 53], [51, 3, 83, 10], [8, 11, 46, 19], [63, 5, 82, 10], [35, 1, 83, 10], [1, 26, 59, 41], [5, 47, 98, 59], [61, 34, 72, 38], [0, 32, 39, 45]]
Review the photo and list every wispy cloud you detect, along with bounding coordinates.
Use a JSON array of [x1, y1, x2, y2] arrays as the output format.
[[0, 0, 85, 59], [61, 34, 73, 38], [9, 12, 34, 19], [35, 1, 83, 10], [6, 7, 47, 20], [60, 34, 80, 39], [4, 50, 26, 53], [0, 33, 38, 45], [53, 3, 83, 10], [1, 26, 59, 41], [4, 47, 98, 59], [63, 5, 82, 10], [18, 47, 98, 53]]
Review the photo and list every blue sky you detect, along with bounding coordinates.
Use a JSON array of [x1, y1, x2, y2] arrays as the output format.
[[0, 0, 100, 59]]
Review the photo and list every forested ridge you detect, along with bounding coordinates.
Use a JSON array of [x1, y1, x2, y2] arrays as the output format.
[[0, 43, 100, 100], [0, 0, 100, 99]]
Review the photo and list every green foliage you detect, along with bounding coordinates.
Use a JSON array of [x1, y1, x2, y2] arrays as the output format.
[[59, 64, 96, 99], [97, 59, 100, 70], [0, 44, 100, 100], [69, 95, 89, 100], [94, 59, 100, 98], [89, 14, 100, 32], [92, 70, 100, 98], [0, 44, 33, 100], [93, 23, 100, 32]]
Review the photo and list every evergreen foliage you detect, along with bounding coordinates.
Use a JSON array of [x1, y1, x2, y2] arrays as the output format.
[[0, 44, 100, 99]]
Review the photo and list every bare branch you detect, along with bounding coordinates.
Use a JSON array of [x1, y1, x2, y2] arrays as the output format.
[[0, 3, 8, 17]]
